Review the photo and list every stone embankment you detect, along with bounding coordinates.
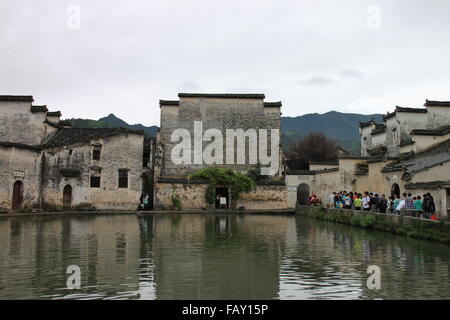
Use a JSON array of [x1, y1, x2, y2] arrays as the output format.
[[296, 204, 450, 244]]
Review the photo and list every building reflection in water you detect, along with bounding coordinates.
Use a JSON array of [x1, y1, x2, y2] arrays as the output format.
[[0, 214, 449, 299]]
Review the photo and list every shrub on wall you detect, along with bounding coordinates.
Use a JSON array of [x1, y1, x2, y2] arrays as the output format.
[[188, 167, 256, 205], [171, 194, 182, 210]]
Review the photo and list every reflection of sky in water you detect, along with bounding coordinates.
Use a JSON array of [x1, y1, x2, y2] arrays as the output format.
[[0, 214, 449, 300]]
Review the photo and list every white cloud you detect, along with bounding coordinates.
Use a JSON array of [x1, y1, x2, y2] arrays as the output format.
[[1, 0, 449, 125]]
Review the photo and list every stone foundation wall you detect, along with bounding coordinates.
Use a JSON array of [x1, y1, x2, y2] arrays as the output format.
[[296, 205, 450, 244], [236, 185, 289, 210], [154, 182, 210, 210], [154, 181, 289, 210]]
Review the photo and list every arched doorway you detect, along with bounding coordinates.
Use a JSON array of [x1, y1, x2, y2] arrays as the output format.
[[12, 181, 24, 210], [391, 183, 400, 198], [63, 185, 72, 208], [297, 183, 310, 205]]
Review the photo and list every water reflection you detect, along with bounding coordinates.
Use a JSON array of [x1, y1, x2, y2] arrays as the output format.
[[0, 213, 449, 300]]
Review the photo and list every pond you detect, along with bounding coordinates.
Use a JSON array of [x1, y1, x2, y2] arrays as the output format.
[[0, 213, 449, 299]]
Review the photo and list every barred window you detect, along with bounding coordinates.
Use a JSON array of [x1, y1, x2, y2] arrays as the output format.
[[118, 169, 128, 188]]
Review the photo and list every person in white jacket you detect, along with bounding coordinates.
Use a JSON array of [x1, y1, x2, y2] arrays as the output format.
[[362, 192, 371, 211], [396, 199, 406, 213]]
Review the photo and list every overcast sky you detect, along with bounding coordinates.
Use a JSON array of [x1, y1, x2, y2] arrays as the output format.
[[1, 0, 449, 126]]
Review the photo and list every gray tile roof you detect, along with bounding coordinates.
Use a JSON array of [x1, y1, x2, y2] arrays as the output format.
[[411, 125, 450, 136], [401, 152, 450, 180], [359, 120, 375, 128], [382, 138, 450, 179], [371, 124, 386, 135], [42, 127, 144, 148]]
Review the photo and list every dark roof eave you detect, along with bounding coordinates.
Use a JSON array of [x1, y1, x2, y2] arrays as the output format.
[[0, 141, 42, 151], [0, 95, 34, 102], [424, 100, 450, 107], [285, 170, 316, 176], [30, 105, 48, 113], [359, 120, 375, 128], [44, 120, 61, 129], [178, 93, 265, 99], [383, 112, 396, 121], [314, 168, 339, 174], [405, 180, 450, 190], [339, 156, 368, 160], [410, 125, 450, 136], [395, 106, 427, 113], [47, 111, 62, 117], [264, 102, 282, 107], [309, 161, 339, 166], [159, 100, 180, 107]]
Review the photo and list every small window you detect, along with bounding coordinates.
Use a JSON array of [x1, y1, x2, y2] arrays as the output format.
[[118, 170, 128, 188], [92, 145, 102, 160], [90, 176, 101, 188], [143, 152, 150, 168], [93, 149, 101, 160], [90, 168, 101, 188], [69, 149, 73, 155]]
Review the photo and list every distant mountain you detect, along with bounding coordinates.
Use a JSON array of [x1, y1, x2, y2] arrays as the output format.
[[281, 111, 382, 140], [68, 111, 383, 155], [281, 111, 383, 154], [69, 113, 159, 138]]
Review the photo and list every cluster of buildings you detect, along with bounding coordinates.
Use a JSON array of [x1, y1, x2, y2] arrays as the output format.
[[1, 94, 449, 218], [0, 95, 151, 211], [0, 93, 286, 212], [287, 100, 450, 219]]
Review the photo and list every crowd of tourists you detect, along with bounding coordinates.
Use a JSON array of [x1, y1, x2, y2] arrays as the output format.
[[324, 191, 437, 220]]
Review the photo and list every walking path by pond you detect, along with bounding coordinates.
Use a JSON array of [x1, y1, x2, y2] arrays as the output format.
[[0, 213, 449, 299]]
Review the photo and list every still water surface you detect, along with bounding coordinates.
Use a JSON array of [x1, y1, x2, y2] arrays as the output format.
[[0, 213, 449, 300]]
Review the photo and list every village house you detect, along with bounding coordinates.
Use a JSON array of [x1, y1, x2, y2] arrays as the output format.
[[286, 99, 450, 219], [0, 95, 150, 211], [154, 93, 288, 210]]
